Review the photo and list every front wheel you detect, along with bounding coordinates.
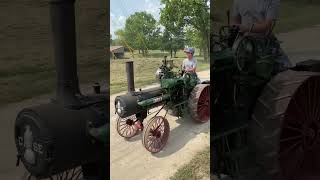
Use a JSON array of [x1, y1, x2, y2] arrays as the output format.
[[116, 115, 139, 138], [142, 116, 170, 153]]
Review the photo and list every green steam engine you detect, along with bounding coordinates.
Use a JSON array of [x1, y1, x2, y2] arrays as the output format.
[[114, 57, 210, 153]]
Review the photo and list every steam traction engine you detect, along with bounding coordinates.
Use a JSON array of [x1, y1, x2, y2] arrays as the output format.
[[114, 58, 210, 153]]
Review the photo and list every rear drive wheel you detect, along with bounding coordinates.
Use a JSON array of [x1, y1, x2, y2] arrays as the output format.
[[188, 84, 210, 123], [249, 70, 320, 180]]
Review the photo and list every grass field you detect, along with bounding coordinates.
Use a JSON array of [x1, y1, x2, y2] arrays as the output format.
[[0, 58, 107, 106], [170, 146, 210, 180], [213, 0, 320, 33], [110, 50, 210, 94]]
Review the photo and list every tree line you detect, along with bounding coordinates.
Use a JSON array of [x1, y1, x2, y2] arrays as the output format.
[[111, 0, 210, 61]]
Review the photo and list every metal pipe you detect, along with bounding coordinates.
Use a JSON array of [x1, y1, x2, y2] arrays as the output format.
[[126, 61, 135, 93], [49, 0, 81, 107], [137, 94, 170, 107], [227, 10, 230, 25]]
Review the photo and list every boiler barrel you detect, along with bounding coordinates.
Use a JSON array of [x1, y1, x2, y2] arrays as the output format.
[[115, 87, 165, 118]]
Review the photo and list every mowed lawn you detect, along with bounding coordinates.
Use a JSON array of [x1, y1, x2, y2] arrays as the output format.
[[110, 50, 210, 94]]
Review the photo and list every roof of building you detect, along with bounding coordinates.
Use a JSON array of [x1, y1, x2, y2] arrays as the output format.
[[110, 46, 124, 52]]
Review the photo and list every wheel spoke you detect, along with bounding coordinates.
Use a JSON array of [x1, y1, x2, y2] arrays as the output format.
[[280, 135, 303, 143], [285, 125, 303, 133], [292, 98, 306, 125], [280, 141, 302, 156]]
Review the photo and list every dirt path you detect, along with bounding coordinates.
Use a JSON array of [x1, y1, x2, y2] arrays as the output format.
[[110, 70, 210, 180]]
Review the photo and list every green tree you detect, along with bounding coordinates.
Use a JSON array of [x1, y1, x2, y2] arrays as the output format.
[[171, 34, 185, 57], [185, 27, 202, 52], [160, 0, 210, 61], [161, 30, 172, 53], [161, 29, 185, 58], [111, 38, 122, 46], [122, 12, 160, 55]]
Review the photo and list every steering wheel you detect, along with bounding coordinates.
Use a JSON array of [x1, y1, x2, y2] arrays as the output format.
[[219, 25, 240, 48], [232, 35, 256, 73]]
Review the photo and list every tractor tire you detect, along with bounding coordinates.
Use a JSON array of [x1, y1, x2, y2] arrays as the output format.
[[248, 70, 320, 180], [188, 84, 210, 123]]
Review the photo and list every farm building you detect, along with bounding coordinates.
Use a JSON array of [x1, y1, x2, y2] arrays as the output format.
[[110, 46, 124, 59]]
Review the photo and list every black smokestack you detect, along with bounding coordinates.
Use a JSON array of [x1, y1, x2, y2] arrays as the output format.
[[126, 61, 135, 93], [49, 0, 81, 107]]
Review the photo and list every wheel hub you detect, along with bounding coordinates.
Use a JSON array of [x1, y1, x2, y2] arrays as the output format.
[[126, 119, 134, 126], [151, 130, 161, 138], [303, 122, 320, 149]]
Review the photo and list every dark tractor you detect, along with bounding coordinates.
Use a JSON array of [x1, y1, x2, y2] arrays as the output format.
[[212, 13, 320, 180], [14, 0, 108, 179]]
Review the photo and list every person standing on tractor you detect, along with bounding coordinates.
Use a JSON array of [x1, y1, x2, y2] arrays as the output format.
[[182, 47, 197, 74], [230, 0, 292, 72]]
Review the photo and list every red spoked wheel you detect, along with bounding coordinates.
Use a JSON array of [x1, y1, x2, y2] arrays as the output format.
[[280, 76, 320, 180], [188, 84, 210, 123], [142, 116, 170, 153], [116, 115, 139, 138]]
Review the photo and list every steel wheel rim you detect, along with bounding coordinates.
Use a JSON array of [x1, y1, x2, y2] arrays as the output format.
[[24, 167, 84, 180], [116, 115, 138, 138], [143, 116, 169, 153], [280, 76, 320, 180], [197, 86, 210, 122]]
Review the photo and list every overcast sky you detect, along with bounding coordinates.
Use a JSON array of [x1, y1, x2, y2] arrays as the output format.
[[110, 0, 164, 38]]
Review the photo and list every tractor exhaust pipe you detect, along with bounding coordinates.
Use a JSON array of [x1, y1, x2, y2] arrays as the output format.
[[49, 0, 81, 107], [126, 61, 135, 93], [227, 9, 230, 25]]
